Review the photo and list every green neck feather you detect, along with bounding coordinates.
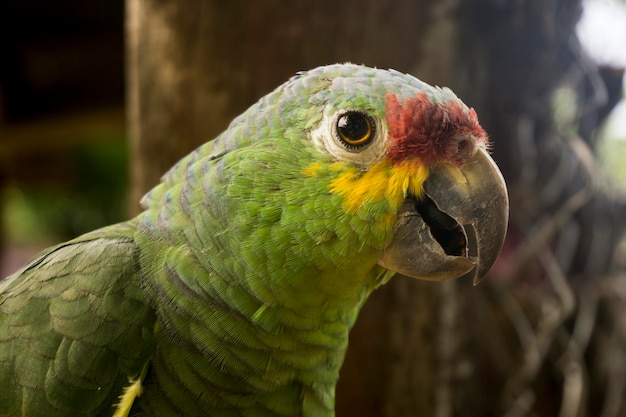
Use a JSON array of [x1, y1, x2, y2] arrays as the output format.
[[134, 101, 399, 415]]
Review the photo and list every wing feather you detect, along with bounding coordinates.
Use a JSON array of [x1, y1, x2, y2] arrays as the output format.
[[0, 221, 156, 416]]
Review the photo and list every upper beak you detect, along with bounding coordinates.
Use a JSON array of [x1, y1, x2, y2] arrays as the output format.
[[378, 147, 509, 285]]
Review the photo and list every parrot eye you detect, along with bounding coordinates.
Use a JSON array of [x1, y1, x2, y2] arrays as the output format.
[[335, 111, 376, 151], [310, 107, 386, 166]]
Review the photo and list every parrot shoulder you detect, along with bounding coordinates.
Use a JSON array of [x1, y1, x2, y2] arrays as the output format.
[[0, 220, 157, 416]]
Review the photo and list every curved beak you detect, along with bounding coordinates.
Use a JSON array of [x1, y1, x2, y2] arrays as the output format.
[[378, 147, 509, 285]]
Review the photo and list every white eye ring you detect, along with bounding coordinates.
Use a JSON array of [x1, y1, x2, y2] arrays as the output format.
[[310, 107, 388, 166]]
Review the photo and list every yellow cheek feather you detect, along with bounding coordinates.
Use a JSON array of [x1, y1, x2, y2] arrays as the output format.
[[323, 159, 429, 215]]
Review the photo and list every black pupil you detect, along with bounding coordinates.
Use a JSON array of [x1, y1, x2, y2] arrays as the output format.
[[338, 113, 370, 143]]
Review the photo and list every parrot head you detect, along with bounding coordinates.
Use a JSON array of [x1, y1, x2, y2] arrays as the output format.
[[268, 64, 509, 286], [143, 64, 508, 308]]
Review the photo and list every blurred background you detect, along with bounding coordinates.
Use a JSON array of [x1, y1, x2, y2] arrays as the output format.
[[1, 0, 626, 416], [0, 1, 127, 274]]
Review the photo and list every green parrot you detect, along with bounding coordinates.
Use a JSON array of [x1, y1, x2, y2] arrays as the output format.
[[0, 64, 508, 416]]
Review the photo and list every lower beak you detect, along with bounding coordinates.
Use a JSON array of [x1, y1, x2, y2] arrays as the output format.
[[378, 147, 509, 285]]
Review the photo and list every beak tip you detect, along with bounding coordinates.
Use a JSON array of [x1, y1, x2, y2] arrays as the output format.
[[472, 274, 484, 286]]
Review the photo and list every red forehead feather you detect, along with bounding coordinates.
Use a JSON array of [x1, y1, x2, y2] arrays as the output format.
[[385, 92, 487, 165]]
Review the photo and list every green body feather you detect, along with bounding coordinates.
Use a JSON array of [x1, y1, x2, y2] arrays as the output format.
[[0, 222, 155, 416], [0, 64, 458, 416]]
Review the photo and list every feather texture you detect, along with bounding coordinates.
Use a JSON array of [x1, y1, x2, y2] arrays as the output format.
[[0, 221, 155, 416]]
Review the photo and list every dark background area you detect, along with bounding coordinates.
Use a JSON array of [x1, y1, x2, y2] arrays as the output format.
[[0, 1, 127, 274], [0, 1, 124, 122]]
